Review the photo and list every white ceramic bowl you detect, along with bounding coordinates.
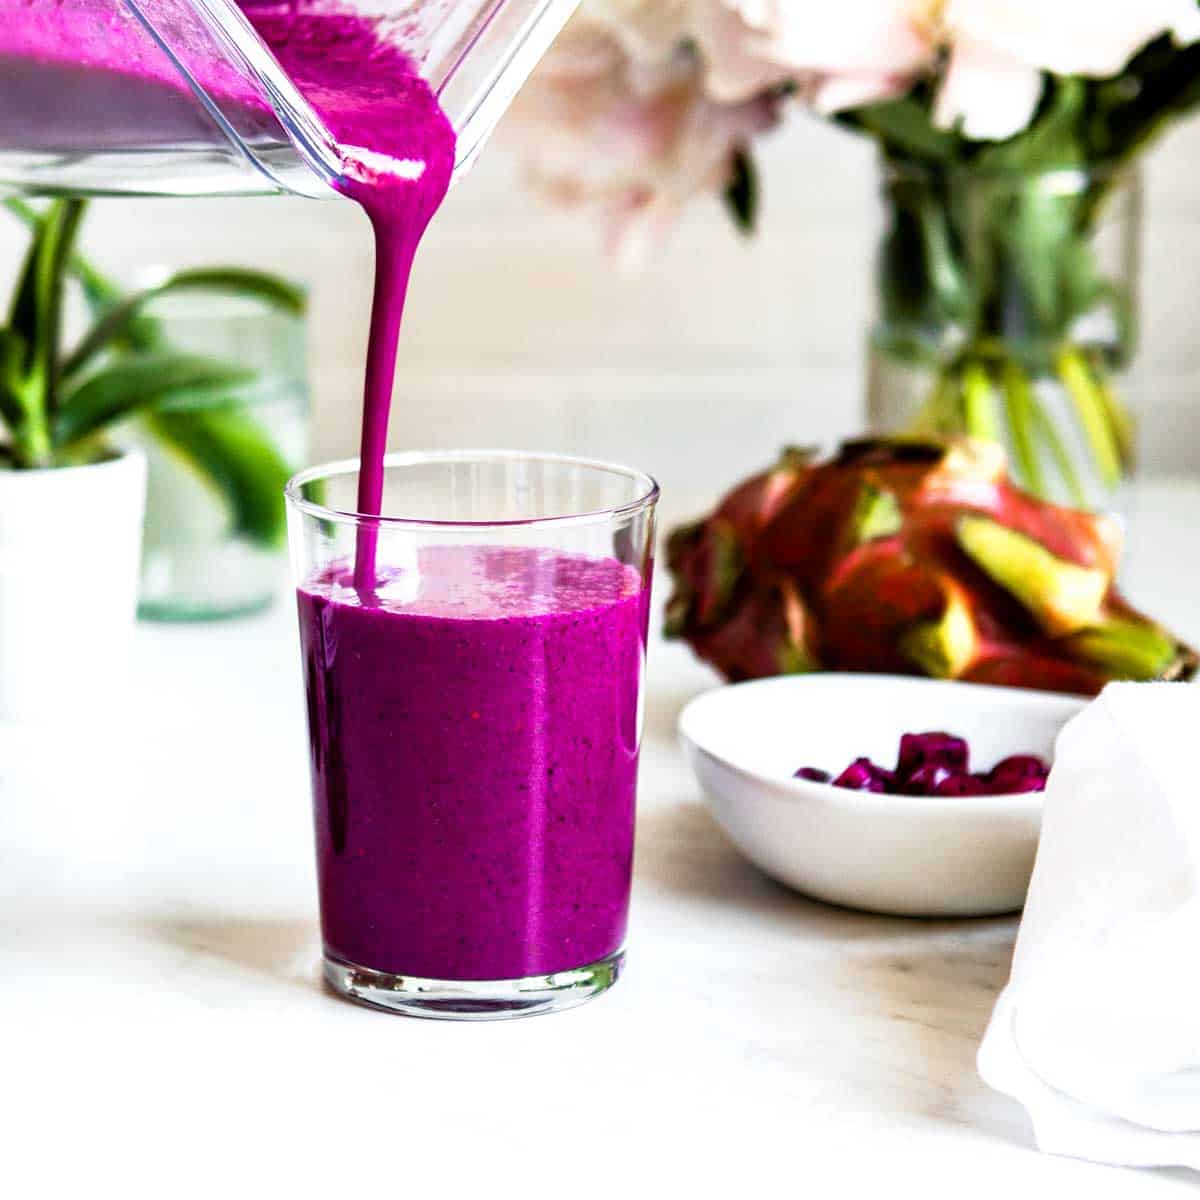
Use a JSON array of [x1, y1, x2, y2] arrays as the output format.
[[679, 674, 1087, 917]]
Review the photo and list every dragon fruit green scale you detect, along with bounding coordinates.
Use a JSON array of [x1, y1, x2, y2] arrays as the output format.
[[664, 436, 1197, 695]]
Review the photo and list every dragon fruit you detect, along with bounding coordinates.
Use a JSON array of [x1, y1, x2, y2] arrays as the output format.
[[832, 758, 895, 793], [934, 773, 992, 797], [897, 731, 968, 777], [796, 731, 1051, 796], [794, 766, 832, 783], [665, 437, 1196, 695], [987, 755, 1051, 794]]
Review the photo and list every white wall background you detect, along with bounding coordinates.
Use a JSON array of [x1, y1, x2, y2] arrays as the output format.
[[4, 112, 1200, 513]]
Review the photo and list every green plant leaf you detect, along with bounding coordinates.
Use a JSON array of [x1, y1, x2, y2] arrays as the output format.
[[977, 78, 1086, 173], [1085, 36, 1200, 168], [842, 96, 961, 164], [64, 267, 307, 380], [5, 197, 118, 313], [141, 405, 293, 547], [7, 200, 87, 454], [54, 353, 255, 449], [0, 327, 29, 431], [722, 147, 758, 235]]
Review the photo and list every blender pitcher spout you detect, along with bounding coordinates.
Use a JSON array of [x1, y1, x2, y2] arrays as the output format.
[[0, 0, 581, 198]]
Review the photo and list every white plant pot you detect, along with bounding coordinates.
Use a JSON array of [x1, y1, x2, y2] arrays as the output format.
[[0, 451, 146, 724]]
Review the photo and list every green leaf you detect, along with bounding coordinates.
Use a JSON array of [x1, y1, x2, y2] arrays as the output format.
[[54, 353, 255, 449], [977, 78, 1086, 173], [7, 199, 87, 424], [842, 96, 961, 164], [64, 267, 307, 380], [140, 405, 293, 547], [722, 147, 758, 235], [5, 197, 117, 312], [1085, 36, 1200, 167], [0, 328, 29, 430]]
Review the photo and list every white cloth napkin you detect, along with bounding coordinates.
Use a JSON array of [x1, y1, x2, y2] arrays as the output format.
[[978, 682, 1200, 1170]]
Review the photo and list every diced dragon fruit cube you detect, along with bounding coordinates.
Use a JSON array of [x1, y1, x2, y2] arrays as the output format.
[[833, 757, 896, 793], [899, 763, 959, 795], [988, 754, 1050, 794], [896, 731, 969, 780], [794, 766, 832, 783], [933, 772, 993, 797]]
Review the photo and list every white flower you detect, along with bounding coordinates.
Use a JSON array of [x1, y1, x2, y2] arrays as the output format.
[[936, 0, 1200, 140]]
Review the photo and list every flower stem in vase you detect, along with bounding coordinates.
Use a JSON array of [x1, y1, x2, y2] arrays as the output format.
[[870, 159, 1142, 511], [999, 358, 1045, 498], [1056, 345, 1127, 490], [960, 358, 998, 441]]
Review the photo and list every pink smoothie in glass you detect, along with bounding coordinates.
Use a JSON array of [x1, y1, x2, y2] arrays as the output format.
[[298, 545, 648, 980]]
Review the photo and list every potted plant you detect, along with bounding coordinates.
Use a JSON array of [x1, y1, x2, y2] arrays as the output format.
[[0, 199, 303, 721], [5, 199, 308, 622]]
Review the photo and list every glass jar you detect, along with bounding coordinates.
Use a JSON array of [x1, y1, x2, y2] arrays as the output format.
[[126, 288, 308, 620]]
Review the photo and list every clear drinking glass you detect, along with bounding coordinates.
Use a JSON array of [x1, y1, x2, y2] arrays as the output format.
[[126, 289, 308, 620], [285, 451, 658, 1020]]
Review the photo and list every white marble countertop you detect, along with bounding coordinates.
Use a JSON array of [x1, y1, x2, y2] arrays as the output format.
[[3, 482, 1199, 1196]]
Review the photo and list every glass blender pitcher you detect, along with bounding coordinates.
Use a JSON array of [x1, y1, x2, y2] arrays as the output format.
[[0, 0, 578, 197]]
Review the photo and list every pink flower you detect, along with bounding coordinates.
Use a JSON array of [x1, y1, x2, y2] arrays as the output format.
[[503, 20, 778, 264], [580, 0, 691, 62], [936, 0, 1200, 139], [694, 0, 936, 111]]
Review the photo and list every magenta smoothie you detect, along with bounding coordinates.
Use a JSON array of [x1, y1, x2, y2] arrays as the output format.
[[298, 545, 648, 980]]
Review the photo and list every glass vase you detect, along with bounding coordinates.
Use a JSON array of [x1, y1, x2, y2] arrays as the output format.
[[125, 288, 308, 620], [867, 158, 1141, 510]]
